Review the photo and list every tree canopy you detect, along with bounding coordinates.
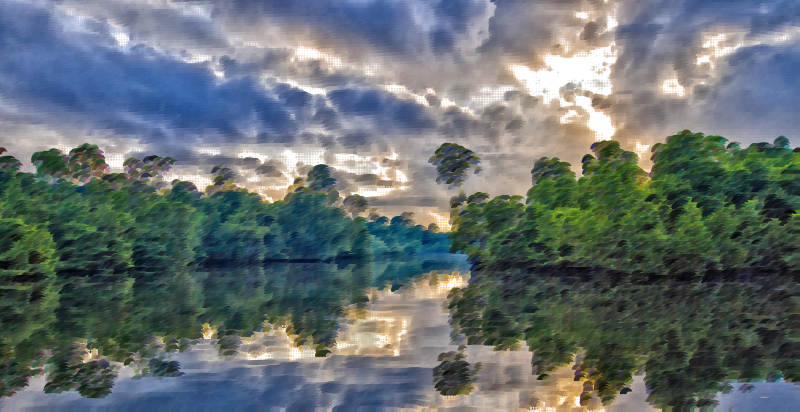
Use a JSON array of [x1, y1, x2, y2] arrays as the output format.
[[435, 132, 799, 409]]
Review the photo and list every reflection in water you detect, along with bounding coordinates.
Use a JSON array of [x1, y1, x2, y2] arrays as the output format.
[[4, 270, 795, 411], [233, 271, 620, 411]]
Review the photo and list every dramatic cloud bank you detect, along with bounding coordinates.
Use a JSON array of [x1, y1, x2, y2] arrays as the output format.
[[1, 0, 797, 224]]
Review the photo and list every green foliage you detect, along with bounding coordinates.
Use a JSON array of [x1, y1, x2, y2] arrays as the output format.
[[122, 155, 176, 191], [429, 143, 483, 188], [31, 149, 70, 183], [434, 133, 799, 408], [0, 143, 464, 399], [44, 342, 118, 398], [0, 156, 22, 173], [303, 164, 340, 205], [343, 194, 369, 218], [526, 156, 577, 209], [0, 220, 59, 351], [432, 345, 481, 396]]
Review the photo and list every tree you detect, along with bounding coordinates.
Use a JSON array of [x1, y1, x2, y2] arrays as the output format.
[[431, 132, 799, 409], [129, 198, 204, 340], [31, 149, 70, 183], [342, 194, 369, 218], [166, 180, 203, 203], [432, 345, 481, 396], [579, 140, 648, 220], [0, 220, 59, 397], [48, 210, 135, 345], [0, 156, 22, 173], [123, 155, 177, 191], [43, 341, 118, 398], [0, 219, 59, 350], [63, 144, 111, 185], [390, 212, 415, 227], [429, 143, 482, 188], [0, 142, 468, 400], [205, 165, 244, 196], [526, 156, 577, 209], [305, 164, 340, 206]]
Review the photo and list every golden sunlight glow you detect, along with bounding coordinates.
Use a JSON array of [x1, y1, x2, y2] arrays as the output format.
[[635, 141, 650, 155], [575, 396, 581, 407], [661, 78, 686, 97], [164, 173, 213, 189], [429, 211, 452, 231]]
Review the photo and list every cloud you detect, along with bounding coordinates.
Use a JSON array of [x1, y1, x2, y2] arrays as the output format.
[[353, 173, 396, 188], [217, 50, 293, 79], [610, 0, 800, 147], [0, 0, 797, 223], [75, 0, 228, 50], [219, 0, 424, 55], [581, 21, 601, 43], [312, 108, 342, 131], [368, 195, 444, 208], [327, 88, 437, 132], [0, 1, 297, 142], [430, 28, 456, 55], [255, 165, 286, 178]]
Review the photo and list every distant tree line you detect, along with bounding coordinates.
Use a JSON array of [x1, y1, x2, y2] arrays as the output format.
[[431, 132, 799, 409], [0, 143, 458, 398]]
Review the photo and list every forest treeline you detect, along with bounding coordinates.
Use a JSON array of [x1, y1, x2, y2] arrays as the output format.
[[431, 132, 799, 409], [0, 144, 460, 398]]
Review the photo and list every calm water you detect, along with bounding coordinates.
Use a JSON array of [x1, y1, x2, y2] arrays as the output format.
[[2, 270, 797, 411]]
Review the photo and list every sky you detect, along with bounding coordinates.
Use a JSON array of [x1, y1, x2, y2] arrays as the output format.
[[1, 0, 798, 227]]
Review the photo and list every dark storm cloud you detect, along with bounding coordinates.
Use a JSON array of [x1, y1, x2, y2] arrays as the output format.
[[327, 89, 437, 131], [56, 0, 229, 50], [430, 28, 456, 55], [218, 51, 293, 78], [433, 0, 490, 34], [367, 196, 443, 208], [437, 105, 519, 144], [255, 165, 286, 178], [581, 21, 600, 43], [150, 146, 200, 165], [293, 132, 320, 145], [311, 104, 342, 132], [217, 0, 422, 55], [354, 174, 380, 185], [480, 105, 512, 124], [272, 84, 316, 125], [624, 0, 798, 36], [328, 89, 383, 116], [201, 155, 239, 166], [503, 90, 520, 102], [338, 131, 377, 149], [429, 0, 491, 55], [257, 133, 297, 146], [352, 173, 397, 188], [505, 116, 524, 131], [305, 61, 356, 88], [438, 108, 477, 140], [0, 1, 296, 140], [476, 0, 599, 57], [611, 0, 800, 144], [696, 43, 800, 137], [317, 134, 337, 149], [424, 94, 442, 108]]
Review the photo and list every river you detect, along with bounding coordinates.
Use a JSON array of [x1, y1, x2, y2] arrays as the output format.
[[1, 271, 797, 411]]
